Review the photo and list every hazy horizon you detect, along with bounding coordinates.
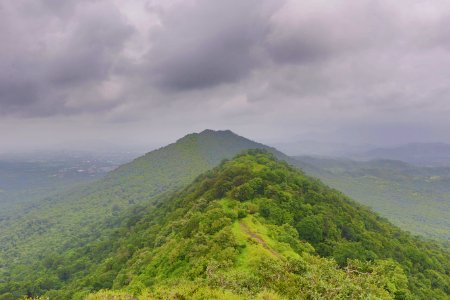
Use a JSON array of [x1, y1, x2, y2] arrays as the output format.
[[1, 128, 450, 158]]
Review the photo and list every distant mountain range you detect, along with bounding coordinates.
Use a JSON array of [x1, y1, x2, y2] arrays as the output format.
[[276, 140, 450, 168], [273, 140, 374, 157], [354, 143, 450, 167]]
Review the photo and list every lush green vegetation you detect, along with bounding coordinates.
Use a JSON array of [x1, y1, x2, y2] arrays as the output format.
[[0, 130, 283, 299], [3, 150, 447, 299], [295, 156, 450, 240], [1, 131, 449, 299]]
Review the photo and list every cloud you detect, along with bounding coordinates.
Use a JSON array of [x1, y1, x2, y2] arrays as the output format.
[[141, 0, 276, 91], [264, 0, 394, 64], [1, 0, 450, 148], [0, 0, 134, 116]]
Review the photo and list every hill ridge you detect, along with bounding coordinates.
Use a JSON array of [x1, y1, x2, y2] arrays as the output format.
[[76, 150, 449, 299], [0, 130, 290, 299]]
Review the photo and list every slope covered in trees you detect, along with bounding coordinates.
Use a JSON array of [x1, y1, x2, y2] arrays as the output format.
[[15, 151, 448, 299], [0, 130, 286, 299], [1, 132, 449, 299]]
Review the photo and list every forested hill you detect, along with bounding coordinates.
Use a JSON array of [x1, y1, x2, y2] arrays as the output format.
[[0, 130, 288, 299], [59, 151, 449, 298], [102, 129, 290, 196]]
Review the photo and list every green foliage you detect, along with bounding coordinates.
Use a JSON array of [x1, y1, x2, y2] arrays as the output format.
[[1, 143, 449, 299], [0, 131, 288, 299], [295, 215, 324, 243]]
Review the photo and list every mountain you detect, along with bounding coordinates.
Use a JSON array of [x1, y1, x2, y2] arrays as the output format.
[[294, 156, 450, 240], [0, 130, 288, 298], [0, 131, 449, 299], [356, 143, 450, 167], [104, 129, 290, 196], [25, 150, 450, 299]]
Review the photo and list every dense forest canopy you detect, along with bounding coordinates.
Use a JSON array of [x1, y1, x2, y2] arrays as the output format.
[[0, 131, 280, 299], [1, 150, 447, 299]]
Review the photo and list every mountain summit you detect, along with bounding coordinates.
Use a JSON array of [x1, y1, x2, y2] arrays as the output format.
[[104, 129, 289, 197]]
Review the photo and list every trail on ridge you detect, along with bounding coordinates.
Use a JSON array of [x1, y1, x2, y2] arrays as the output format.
[[239, 221, 281, 258]]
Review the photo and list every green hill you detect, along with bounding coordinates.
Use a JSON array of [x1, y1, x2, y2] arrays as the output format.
[[12, 151, 448, 299], [0, 130, 287, 299], [104, 129, 289, 197]]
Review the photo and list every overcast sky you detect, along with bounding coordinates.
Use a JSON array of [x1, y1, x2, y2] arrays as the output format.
[[1, 0, 450, 152]]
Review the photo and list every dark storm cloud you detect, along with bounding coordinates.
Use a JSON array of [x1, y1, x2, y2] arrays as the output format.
[[46, 8, 133, 87], [1, 0, 450, 149], [0, 78, 39, 108], [143, 0, 275, 91], [0, 1, 134, 116], [264, 1, 398, 64]]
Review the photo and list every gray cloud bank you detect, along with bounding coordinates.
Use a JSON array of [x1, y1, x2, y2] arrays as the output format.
[[1, 0, 450, 150]]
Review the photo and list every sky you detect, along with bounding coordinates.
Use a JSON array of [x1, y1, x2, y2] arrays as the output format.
[[1, 0, 450, 153]]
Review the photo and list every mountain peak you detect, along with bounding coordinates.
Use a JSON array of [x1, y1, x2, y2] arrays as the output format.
[[175, 129, 236, 143], [199, 129, 234, 135], [108, 129, 289, 197]]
